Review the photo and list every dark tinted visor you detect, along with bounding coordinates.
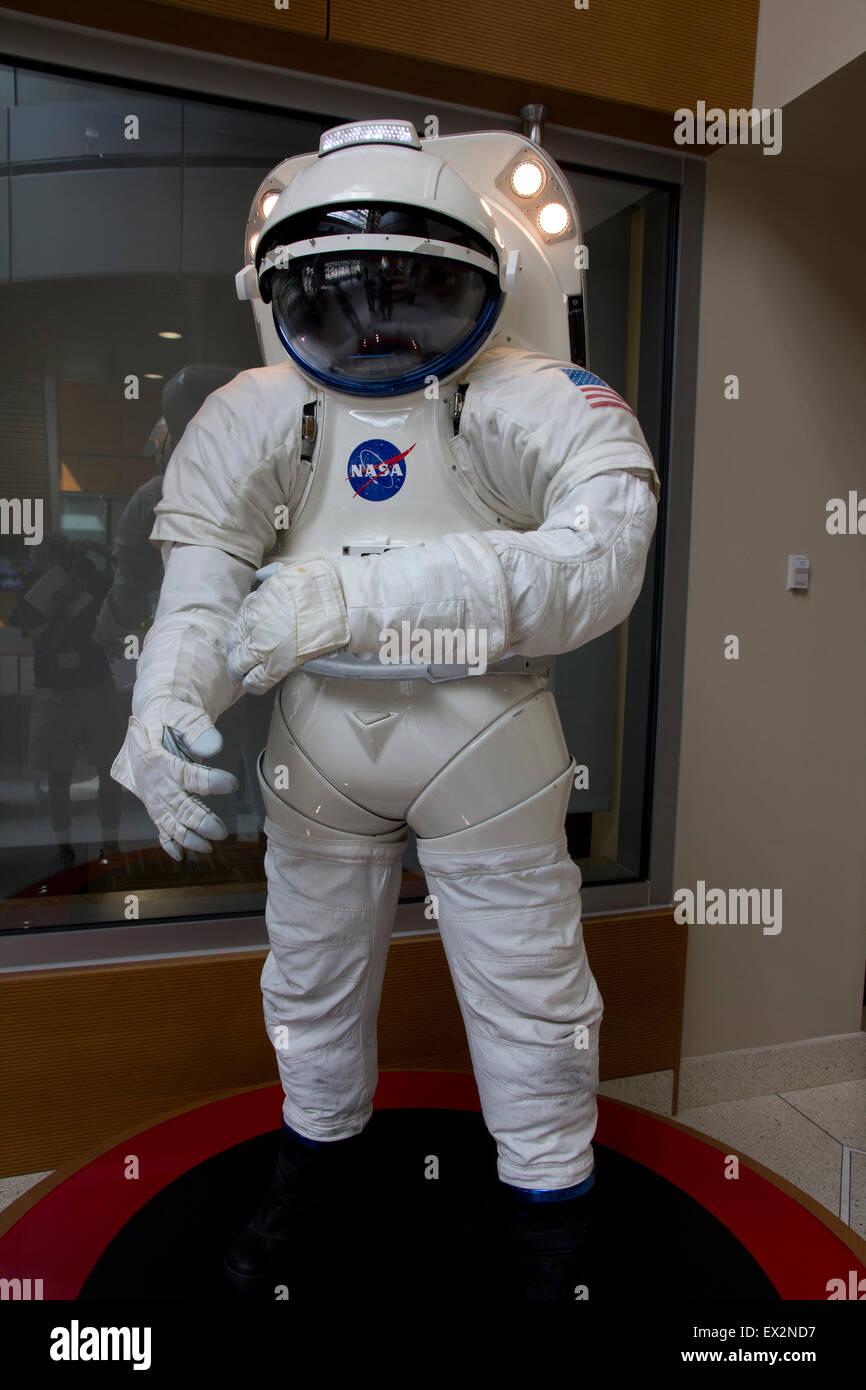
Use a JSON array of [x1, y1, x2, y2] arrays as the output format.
[[258, 204, 503, 397]]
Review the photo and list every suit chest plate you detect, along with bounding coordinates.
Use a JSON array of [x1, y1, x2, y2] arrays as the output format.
[[276, 390, 496, 560]]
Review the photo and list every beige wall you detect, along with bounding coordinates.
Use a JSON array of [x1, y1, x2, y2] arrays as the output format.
[[754, 0, 866, 109], [676, 81, 866, 1056]]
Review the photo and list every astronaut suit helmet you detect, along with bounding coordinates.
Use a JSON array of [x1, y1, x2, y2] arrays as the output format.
[[248, 122, 508, 401], [236, 118, 588, 404]]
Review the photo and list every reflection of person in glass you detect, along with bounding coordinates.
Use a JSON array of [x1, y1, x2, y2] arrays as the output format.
[[14, 536, 124, 874], [363, 270, 377, 312], [91, 421, 167, 651], [112, 121, 661, 1300], [94, 364, 273, 839], [377, 262, 393, 320], [94, 366, 239, 649]]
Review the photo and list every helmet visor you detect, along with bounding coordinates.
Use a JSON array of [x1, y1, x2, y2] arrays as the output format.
[[257, 205, 503, 396]]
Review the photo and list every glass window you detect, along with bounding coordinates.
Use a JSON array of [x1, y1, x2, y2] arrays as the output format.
[[0, 60, 682, 943], [551, 168, 676, 886], [0, 66, 334, 930]]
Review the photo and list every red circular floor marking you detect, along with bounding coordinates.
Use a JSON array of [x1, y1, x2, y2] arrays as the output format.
[[594, 1099, 863, 1300], [0, 1073, 861, 1300]]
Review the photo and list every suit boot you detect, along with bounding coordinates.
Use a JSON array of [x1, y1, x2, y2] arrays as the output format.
[[504, 1183, 596, 1302], [224, 1122, 366, 1296]]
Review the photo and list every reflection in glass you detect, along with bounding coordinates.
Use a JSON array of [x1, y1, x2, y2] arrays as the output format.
[[0, 76, 329, 926], [10, 534, 125, 877]]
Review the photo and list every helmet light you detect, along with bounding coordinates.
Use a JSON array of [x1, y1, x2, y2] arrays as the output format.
[[538, 202, 570, 237], [510, 161, 545, 198], [319, 121, 422, 155]]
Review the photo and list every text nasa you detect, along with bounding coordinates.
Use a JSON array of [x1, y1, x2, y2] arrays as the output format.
[[350, 459, 404, 481], [50, 1320, 152, 1371]]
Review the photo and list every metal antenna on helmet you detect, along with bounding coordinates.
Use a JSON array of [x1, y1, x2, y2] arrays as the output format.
[[520, 104, 548, 147]]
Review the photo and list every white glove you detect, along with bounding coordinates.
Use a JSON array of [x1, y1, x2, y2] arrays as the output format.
[[112, 543, 251, 860], [225, 556, 350, 695], [113, 701, 238, 861]]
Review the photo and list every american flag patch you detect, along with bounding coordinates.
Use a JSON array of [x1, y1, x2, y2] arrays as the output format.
[[561, 367, 634, 414]]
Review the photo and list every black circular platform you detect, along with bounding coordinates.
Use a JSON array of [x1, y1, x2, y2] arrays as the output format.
[[2, 1075, 862, 1304], [78, 1109, 777, 1303]]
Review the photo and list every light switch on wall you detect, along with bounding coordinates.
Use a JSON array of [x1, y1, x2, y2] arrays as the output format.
[[786, 554, 810, 591]]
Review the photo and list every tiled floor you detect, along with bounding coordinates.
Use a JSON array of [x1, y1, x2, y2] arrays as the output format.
[[2, 1076, 865, 1240], [598, 1071, 866, 1237], [0, 1169, 52, 1215]]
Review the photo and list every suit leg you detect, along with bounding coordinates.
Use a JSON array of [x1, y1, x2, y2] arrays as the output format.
[[411, 696, 603, 1194], [258, 754, 408, 1141]]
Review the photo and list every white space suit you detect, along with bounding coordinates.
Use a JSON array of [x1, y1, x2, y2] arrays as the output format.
[[112, 119, 660, 1282]]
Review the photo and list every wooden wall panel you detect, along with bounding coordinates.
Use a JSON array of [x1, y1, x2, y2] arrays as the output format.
[[585, 907, 686, 1091], [0, 908, 685, 1176], [151, 0, 327, 37], [0, 0, 757, 151], [330, 0, 760, 115]]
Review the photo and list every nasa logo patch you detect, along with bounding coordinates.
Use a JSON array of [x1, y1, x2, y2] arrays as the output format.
[[346, 438, 414, 502]]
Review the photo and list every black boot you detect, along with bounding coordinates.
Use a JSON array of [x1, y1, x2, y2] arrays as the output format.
[[504, 1183, 596, 1302], [224, 1123, 365, 1296]]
